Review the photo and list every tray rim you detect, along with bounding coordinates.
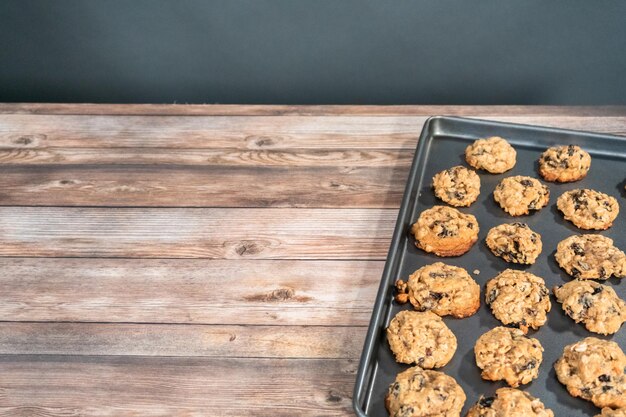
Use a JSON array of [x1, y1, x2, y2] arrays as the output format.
[[352, 115, 626, 417]]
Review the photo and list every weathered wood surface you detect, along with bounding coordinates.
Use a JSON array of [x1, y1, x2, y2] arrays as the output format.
[[1, 103, 625, 115], [0, 207, 396, 258], [0, 356, 357, 416], [0, 323, 365, 358], [1, 114, 626, 151], [0, 105, 624, 415], [0, 113, 625, 209], [0, 165, 407, 207], [0, 258, 381, 325], [0, 148, 410, 166]]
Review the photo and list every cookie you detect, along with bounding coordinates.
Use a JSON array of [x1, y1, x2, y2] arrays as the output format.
[[557, 189, 619, 230], [386, 366, 466, 417], [538, 145, 591, 182], [387, 310, 457, 367], [554, 280, 626, 335], [432, 166, 481, 207], [474, 326, 543, 387], [555, 234, 626, 280], [538, 145, 591, 183], [465, 136, 517, 174], [466, 388, 554, 417], [554, 337, 626, 409], [596, 408, 626, 417], [485, 222, 542, 264], [411, 206, 479, 257], [396, 262, 481, 318], [493, 176, 550, 216], [485, 269, 551, 333]]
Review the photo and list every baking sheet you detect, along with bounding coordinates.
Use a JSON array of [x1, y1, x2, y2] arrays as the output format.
[[353, 116, 626, 417]]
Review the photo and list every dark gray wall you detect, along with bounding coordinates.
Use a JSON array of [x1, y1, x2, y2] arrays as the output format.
[[1, 1, 626, 104]]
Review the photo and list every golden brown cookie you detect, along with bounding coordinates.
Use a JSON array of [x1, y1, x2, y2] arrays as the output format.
[[474, 326, 543, 387], [396, 262, 481, 318], [596, 408, 626, 417], [555, 337, 626, 409], [493, 176, 550, 216], [411, 206, 479, 257], [554, 280, 626, 335], [386, 310, 457, 367], [557, 189, 619, 230], [485, 222, 542, 264], [538, 145, 591, 182], [466, 388, 554, 417], [432, 166, 481, 207], [485, 269, 551, 333], [386, 366, 466, 417], [465, 136, 517, 174], [555, 234, 626, 280]]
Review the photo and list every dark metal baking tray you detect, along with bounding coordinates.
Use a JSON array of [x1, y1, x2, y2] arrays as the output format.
[[353, 116, 626, 417]]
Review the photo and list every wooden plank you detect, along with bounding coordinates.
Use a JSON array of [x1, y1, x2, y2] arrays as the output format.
[[0, 148, 410, 166], [0, 207, 396, 259], [0, 407, 351, 417], [1, 103, 625, 116], [0, 114, 423, 149], [0, 164, 407, 208], [1, 114, 626, 151], [0, 259, 381, 326], [0, 356, 356, 416], [0, 323, 365, 359]]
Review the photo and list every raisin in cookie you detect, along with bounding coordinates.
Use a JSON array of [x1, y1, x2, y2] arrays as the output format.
[[493, 176, 550, 216], [466, 388, 554, 417], [555, 337, 626, 409], [474, 326, 543, 387], [395, 262, 481, 318], [555, 234, 626, 280], [557, 189, 619, 230], [485, 269, 551, 333], [386, 366, 466, 417], [387, 310, 458, 367], [465, 136, 517, 174], [596, 408, 626, 417], [538, 145, 591, 182], [411, 206, 479, 257], [432, 166, 481, 207], [554, 280, 626, 335], [486, 223, 542, 264]]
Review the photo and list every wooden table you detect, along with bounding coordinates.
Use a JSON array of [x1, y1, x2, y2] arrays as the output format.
[[0, 104, 625, 416]]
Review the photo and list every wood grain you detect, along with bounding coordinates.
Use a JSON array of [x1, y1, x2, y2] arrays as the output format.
[[2, 114, 626, 151], [0, 164, 407, 208], [0, 258, 381, 325], [0, 356, 357, 416], [0, 148, 411, 167], [1, 103, 625, 116], [0, 105, 624, 416], [0, 114, 422, 149], [0, 207, 396, 259], [0, 323, 365, 358]]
